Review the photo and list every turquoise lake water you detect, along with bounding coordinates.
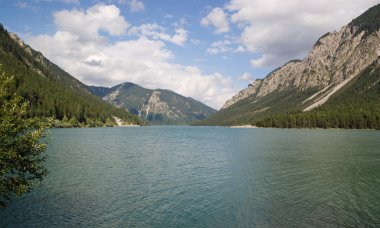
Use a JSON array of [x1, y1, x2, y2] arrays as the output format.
[[1, 127, 379, 227]]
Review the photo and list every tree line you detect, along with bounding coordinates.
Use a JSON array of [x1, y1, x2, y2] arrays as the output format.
[[0, 24, 142, 127]]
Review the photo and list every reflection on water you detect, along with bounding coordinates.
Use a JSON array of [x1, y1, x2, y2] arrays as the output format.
[[1, 127, 379, 227]]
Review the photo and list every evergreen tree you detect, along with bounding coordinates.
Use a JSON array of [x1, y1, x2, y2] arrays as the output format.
[[0, 24, 143, 127]]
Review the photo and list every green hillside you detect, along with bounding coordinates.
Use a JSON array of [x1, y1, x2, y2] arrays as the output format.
[[0, 24, 142, 127], [255, 61, 380, 129], [350, 3, 380, 32], [89, 82, 216, 125], [195, 84, 318, 126], [198, 60, 380, 129]]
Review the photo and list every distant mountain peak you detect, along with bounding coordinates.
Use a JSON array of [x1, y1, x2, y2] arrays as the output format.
[[119, 82, 138, 88], [89, 83, 216, 125]]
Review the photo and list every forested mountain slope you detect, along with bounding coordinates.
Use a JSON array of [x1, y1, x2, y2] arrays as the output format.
[[89, 82, 216, 125], [0, 24, 142, 127]]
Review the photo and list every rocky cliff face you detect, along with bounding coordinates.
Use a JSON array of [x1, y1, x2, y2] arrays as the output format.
[[89, 83, 216, 125], [140, 91, 182, 121], [222, 79, 263, 109], [222, 24, 380, 111], [198, 4, 380, 126]]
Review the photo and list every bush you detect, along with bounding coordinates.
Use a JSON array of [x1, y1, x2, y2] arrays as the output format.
[[0, 66, 48, 207]]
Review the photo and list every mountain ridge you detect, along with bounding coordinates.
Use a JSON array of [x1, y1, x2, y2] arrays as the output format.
[[222, 23, 379, 110], [200, 4, 380, 128], [88, 82, 216, 125]]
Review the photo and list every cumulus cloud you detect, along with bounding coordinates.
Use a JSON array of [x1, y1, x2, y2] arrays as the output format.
[[238, 72, 253, 82], [129, 23, 188, 46], [54, 3, 129, 42], [207, 40, 233, 54], [207, 38, 245, 54], [201, 7, 230, 34], [27, 3, 238, 109], [129, 0, 145, 12], [222, 0, 379, 68], [234, 45, 245, 53]]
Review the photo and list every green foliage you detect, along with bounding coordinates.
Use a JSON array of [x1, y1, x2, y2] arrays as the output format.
[[0, 67, 48, 208], [196, 87, 318, 126], [255, 110, 380, 130], [199, 58, 380, 129], [255, 61, 380, 129], [90, 83, 216, 125], [349, 4, 380, 33], [0, 24, 142, 127]]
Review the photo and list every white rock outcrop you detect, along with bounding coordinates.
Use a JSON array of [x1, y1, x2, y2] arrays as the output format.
[[222, 25, 380, 111]]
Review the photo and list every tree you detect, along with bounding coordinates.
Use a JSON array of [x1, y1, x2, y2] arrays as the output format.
[[0, 67, 48, 208]]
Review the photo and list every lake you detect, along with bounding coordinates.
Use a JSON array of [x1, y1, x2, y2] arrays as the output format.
[[1, 127, 379, 227]]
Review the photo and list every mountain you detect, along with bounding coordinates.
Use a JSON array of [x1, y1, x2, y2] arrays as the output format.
[[0, 24, 142, 127], [88, 83, 216, 125], [200, 4, 380, 129]]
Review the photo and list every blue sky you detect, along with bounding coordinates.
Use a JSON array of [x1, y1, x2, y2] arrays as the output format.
[[0, 0, 378, 108]]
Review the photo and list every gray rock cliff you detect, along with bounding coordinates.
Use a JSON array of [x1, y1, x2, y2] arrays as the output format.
[[222, 25, 380, 110]]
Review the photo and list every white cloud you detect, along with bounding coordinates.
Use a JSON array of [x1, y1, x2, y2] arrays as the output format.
[[223, 0, 379, 68], [170, 28, 188, 46], [163, 14, 173, 19], [207, 40, 233, 54], [201, 7, 230, 34], [235, 45, 245, 52], [54, 3, 129, 43], [238, 72, 253, 82], [129, 0, 145, 12], [27, 4, 238, 109], [191, 39, 201, 45], [129, 23, 188, 46], [206, 37, 244, 55]]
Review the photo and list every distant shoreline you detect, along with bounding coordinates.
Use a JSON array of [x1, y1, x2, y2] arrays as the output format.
[[230, 125, 258, 129]]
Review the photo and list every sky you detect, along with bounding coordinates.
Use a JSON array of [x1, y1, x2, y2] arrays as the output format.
[[0, 0, 378, 109]]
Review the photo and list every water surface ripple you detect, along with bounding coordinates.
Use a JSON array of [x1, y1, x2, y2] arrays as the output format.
[[1, 127, 379, 227]]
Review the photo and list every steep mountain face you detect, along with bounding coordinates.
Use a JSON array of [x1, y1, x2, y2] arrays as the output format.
[[202, 4, 380, 128], [223, 25, 379, 110], [6, 32, 91, 95], [0, 24, 142, 126], [87, 86, 111, 98], [89, 83, 216, 125]]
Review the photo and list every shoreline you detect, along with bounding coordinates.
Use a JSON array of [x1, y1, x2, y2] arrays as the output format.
[[113, 116, 141, 127], [230, 125, 258, 129]]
